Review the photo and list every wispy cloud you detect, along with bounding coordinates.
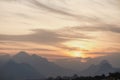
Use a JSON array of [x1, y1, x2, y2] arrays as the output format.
[[0, 0, 100, 22], [34, 0, 93, 19]]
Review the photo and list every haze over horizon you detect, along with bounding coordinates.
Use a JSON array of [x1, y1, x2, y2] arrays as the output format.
[[0, 0, 120, 67]]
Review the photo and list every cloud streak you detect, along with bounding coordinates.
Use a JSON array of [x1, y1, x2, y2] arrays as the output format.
[[0, 29, 91, 45], [69, 24, 120, 33], [30, 0, 101, 21], [0, 48, 56, 52], [1, 0, 99, 22]]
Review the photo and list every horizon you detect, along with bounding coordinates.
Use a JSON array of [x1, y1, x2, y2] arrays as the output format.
[[0, 50, 120, 68]]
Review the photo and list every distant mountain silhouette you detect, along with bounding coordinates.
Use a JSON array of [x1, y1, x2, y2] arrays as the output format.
[[0, 60, 44, 80], [12, 51, 72, 77], [0, 51, 120, 78], [80, 60, 120, 76]]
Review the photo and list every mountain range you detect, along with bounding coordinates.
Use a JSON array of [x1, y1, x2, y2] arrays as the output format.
[[79, 60, 120, 76], [0, 51, 120, 80], [12, 51, 72, 77]]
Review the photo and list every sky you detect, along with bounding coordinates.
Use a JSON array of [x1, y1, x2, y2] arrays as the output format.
[[0, 0, 120, 63]]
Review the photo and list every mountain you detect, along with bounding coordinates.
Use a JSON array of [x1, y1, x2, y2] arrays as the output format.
[[0, 60, 44, 80], [54, 57, 91, 71], [0, 54, 10, 68], [1, 51, 119, 78], [12, 51, 72, 77], [80, 60, 120, 76]]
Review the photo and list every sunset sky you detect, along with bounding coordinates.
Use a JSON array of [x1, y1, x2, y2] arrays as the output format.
[[0, 0, 120, 61]]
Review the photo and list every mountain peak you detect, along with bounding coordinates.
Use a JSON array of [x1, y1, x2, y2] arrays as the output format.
[[15, 51, 30, 57], [99, 60, 112, 67], [100, 60, 109, 65], [80, 60, 117, 76]]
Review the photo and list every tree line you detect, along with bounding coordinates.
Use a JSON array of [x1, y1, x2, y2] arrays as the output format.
[[46, 72, 120, 80]]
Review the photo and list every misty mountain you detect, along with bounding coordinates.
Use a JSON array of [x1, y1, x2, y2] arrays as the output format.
[[12, 51, 73, 77], [0, 60, 44, 80], [79, 60, 120, 76], [54, 58, 91, 71]]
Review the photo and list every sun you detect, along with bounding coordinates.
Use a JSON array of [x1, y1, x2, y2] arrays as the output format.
[[70, 51, 84, 57]]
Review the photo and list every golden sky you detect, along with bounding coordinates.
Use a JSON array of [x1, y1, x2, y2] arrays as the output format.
[[0, 0, 120, 60]]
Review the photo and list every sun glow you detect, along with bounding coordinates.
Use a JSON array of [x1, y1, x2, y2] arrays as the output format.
[[70, 51, 84, 58]]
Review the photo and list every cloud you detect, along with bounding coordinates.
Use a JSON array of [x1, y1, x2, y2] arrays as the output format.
[[30, 0, 100, 21], [30, 0, 73, 16], [0, 48, 56, 52], [57, 45, 89, 52], [0, 29, 65, 45], [1, 0, 98, 22], [69, 24, 120, 33], [0, 29, 91, 46], [85, 51, 120, 55]]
